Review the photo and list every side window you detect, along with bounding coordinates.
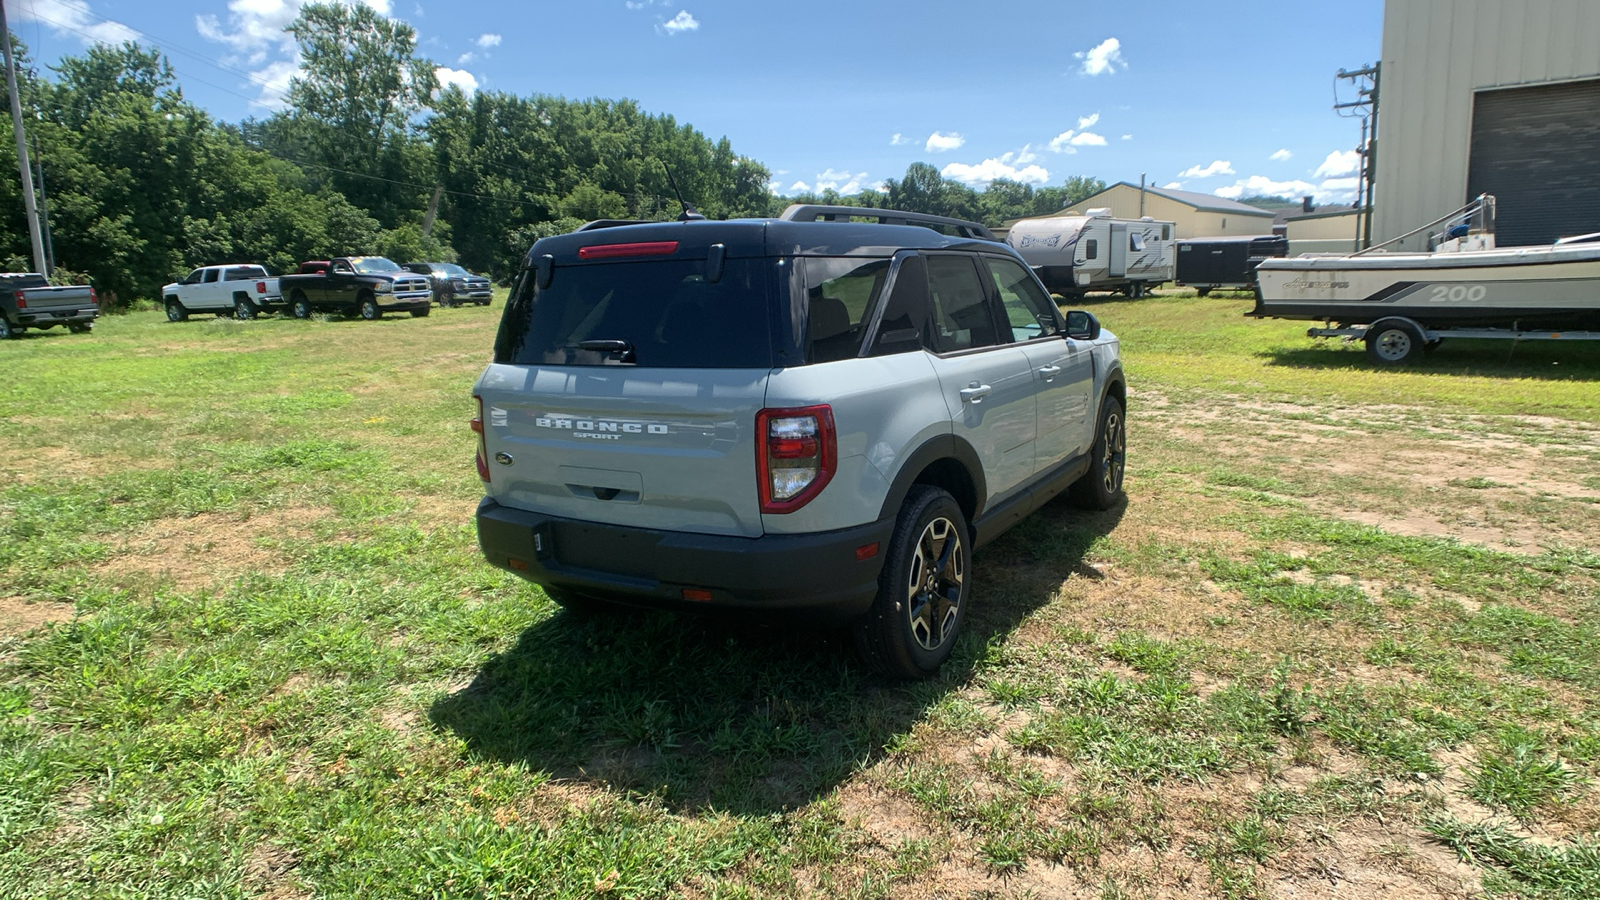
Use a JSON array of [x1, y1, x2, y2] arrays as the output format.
[[201, 268, 220, 284], [985, 257, 1061, 343], [1130, 233, 1146, 251], [870, 255, 930, 356], [333, 261, 354, 275], [181, 269, 205, 285], [803, 257, 891, 363], [925, 255, 999, 353], [1163, 225, 1172, 240], [1083, 239, 1098, 260], [223, 267, 252, 282]]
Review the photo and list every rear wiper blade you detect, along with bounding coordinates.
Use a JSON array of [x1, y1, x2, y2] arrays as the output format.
[[574, 339, 636, 363]]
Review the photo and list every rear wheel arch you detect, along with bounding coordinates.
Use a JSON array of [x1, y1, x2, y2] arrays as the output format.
[[877, 435, 986, 525]]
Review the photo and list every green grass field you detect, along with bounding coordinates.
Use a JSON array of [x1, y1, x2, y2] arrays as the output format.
[[2, 293, 1598, 899]]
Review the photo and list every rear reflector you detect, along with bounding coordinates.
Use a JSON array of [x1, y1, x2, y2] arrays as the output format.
[[577, 241, 679, 260], [472, 396, 490, 483], [855, 542, 879, 561], [681, 588, 713, 602]]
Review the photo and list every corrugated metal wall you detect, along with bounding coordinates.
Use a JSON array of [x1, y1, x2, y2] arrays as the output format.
[[1374, 0, 1600, 249], [1061, 186, 1276, 238]]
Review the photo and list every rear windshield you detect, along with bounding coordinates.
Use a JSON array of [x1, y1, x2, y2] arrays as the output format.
[[495, 258, 773, 368]]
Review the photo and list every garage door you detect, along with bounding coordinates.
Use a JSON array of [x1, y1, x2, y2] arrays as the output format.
[[1467, 78, 1600, 247]]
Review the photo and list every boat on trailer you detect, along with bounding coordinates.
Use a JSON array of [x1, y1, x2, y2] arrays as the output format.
[[1251, 195, 1600, 363]]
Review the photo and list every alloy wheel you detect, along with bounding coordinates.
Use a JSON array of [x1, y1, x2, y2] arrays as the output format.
[[905, 516, 964, 651]]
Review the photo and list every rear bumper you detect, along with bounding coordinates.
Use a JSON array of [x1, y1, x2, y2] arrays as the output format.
[[476, 498, 891, 622], [15, 308, 97, 325]]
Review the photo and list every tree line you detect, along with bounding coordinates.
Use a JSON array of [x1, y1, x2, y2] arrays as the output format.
[[0, 2, 1105, 305]]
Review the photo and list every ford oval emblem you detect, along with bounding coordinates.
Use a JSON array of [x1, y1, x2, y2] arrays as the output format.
[[494, 452, 514, 466]]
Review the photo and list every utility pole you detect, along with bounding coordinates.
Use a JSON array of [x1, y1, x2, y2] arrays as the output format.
[[420, 185, 443, 238], [1138, 172, 1146, 217], [33, 133, 52, 275], [1, 2, 46, 274], [1335, 63, 1380, 249]]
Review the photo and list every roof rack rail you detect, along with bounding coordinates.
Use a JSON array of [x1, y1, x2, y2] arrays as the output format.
[[778, 205, 999, 241], [576, 219, 652, 232]]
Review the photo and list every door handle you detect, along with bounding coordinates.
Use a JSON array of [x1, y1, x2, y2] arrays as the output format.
[[1037, 365, 1061, 381], [959, 382, 992, 403]]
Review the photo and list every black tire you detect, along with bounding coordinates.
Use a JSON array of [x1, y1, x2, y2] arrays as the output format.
[[1069, 396, 1127, 510], [1365, 319, 1425, 365], [0, 316, 13, 339], [852, 486, 970, 679], [234, 295, 258, 320], [165, 299, 188, 322], [409, 306, 429, 318], [1196, 287, 1212, 298], [357, 292, 381, 320], [68, 322, 92, 334], [476, 300, 490, 307], [290, 292, 312, 319]]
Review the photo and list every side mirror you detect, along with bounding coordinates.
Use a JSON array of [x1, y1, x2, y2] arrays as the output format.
[[1065, 310, 1101, 341]]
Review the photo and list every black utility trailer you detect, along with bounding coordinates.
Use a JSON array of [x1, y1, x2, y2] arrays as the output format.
[[1175, 235, 1287, 296]]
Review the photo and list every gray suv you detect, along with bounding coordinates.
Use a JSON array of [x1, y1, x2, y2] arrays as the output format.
[[473, 205, 1126, 677]]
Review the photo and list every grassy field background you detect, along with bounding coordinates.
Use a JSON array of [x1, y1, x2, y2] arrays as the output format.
[[2, 293, 1598, 899]]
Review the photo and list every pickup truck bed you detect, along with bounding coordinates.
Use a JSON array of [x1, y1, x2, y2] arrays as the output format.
[[0, 273, 98, 339]]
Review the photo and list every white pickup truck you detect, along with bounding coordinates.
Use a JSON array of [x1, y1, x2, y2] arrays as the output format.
[[161, 264, 282, 321]]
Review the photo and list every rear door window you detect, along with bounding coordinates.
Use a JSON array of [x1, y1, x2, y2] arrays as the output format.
[[202, 269, 220, 284], [496, 258, 773, 368], [925, 255, 1000, 353], [802, 257, 890, 363], [870, 255, 931, 357]]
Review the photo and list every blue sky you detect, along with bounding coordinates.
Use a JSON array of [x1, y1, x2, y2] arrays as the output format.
[[7, 0, 1384, 203]]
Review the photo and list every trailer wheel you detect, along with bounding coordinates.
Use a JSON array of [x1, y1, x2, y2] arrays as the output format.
[[1365, 319, 1425, 365], [1196, 287, 1212, 298]]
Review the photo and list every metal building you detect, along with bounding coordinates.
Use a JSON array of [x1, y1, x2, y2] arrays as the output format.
[[1060, 182, 1275, 238], [1375, 0, 1600, 250]]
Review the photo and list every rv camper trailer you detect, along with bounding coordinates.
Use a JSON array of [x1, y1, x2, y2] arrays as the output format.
[[1006, 210, 1176, 298]]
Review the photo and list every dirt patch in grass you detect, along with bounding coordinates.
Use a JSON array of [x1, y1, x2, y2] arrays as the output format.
[[243, 840, 308, 900], [0, 595, 74, 636], [91, 505, 331, 591]]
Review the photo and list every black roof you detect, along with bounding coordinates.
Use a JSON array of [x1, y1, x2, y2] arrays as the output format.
[[526, 218, 1009, 265]]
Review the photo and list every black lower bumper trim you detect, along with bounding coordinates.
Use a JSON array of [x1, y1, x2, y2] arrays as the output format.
[[476, 499, 892, 622]]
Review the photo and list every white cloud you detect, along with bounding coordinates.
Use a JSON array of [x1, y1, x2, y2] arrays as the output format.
[[1213, 174, 1359, 204], [457, 51, 476, 64], [476, 32, 502, 47], [1012, 144, 1039, 165], [890, 133, 910, 146], [1077, 112, 1100, 130], [1048, 130, 1078, 153], [1178, 160, 1235, 178], [661, 10, 699, 34], [1270, 148, 1293, 162], [941, 158, 1050, 187], [789, 181, 811, 193], [434, 66, 478, 95], [814, 168, 869, 193], [1313, 149, 1360, 178], [1121, 134, 1133, 141], [1070, 131, 1106, 147], [20, 0, 140, 46], [1074, 37, 1126, 76], [925, 131, 965, 152], [1162, 181, 1184, 189]]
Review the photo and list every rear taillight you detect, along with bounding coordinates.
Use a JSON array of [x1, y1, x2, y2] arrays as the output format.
[[88, 287, 97, 305], [14, 291, 25, 308], [472, 396, 490, 483], [756, 405, 836, 514], [256, 281, 267, 294]]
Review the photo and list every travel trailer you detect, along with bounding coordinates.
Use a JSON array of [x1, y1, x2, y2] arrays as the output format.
[[1006, 210, 1176, 298]]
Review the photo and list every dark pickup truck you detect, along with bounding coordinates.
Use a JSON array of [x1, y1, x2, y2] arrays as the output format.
[[0, 273, 98, 339], [277, 257, 433, 320]]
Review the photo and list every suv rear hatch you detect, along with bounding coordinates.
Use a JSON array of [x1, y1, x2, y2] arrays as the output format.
[[476, 226, 781, 538]]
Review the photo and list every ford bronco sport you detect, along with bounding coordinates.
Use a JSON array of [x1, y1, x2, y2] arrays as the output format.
[[473, 205, 1126, 677]]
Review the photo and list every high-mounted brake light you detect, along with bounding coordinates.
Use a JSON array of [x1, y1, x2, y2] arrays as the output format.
[[756, 405, 836, 514], [471, 395, 490, 483], [577, 241, 679, 260]]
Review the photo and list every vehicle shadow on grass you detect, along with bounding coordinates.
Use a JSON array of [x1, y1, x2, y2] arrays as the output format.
[[1262, 341, 1600, 380], [429, 499, 1124, 816]]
